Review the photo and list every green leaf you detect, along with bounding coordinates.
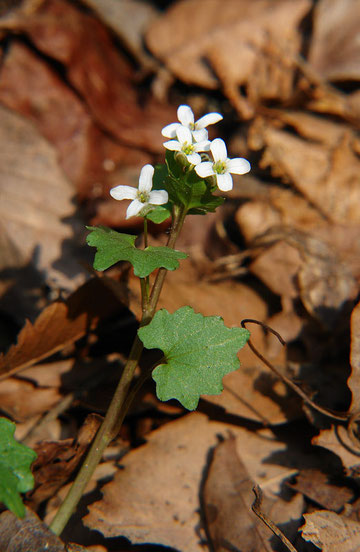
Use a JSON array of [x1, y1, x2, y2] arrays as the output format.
[[164, 151, 224, 214], [146, 205, 171, 224], [138, 306, 250, 410], [86, 226, 187, 277], [0, 418, 37, 518]]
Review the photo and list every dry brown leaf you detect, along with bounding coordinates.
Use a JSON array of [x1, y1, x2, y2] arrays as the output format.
[[0, 277, 127, 379], [0, 378, 61, 422], [312, 425, 360, 473], [0, 40, 150, 199], [0, 0, 175, 153], [252, 120, 360, 225], [308, 0, 360, 82], [84, 413, 304, 549], [348, 301, 360, 415], [288, 468, 353, 512], [147, 0, 310, 118], [203, 436, 271, 552], [0, 508, 65, 552], [27, 413, 101, 509], [0, 102, 85, 293], [81, 0, 159, 70], [301, 510, 360, 552]]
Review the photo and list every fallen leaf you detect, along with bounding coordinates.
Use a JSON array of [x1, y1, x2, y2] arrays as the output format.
[[146, 0, 311, 118], [253, 120, 360, 225], [27, 413, 101, 509], [202, 436, 272, 551], [81, 0, 159, 71], [308, 0, 360, 82], [0, 378, 60, 422], [0, 277, 127, 379], [0, 508, 65, 552], [312, 425, 360, 473], [288, 468, 353, 512], [0, 102, 85, 292], [84, 412, 305, 549], [348, 301, 360, 415], [1, 0, 175, 152], [0, 40, 150, 199], [301, 510, 360, 552]]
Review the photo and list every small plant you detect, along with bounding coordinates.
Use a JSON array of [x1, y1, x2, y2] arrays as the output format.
[[29, 105, 251, 534]]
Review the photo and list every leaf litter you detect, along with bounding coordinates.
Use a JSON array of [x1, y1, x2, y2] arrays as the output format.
[[0, 0, 360, 550]]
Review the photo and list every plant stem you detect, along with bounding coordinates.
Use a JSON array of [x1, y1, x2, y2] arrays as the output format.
[[49, 205, 187, 537]]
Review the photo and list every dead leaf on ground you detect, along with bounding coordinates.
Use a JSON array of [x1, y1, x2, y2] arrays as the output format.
[[0, 377, 61, 422], [0, 103, 86, 293], [312, 425, 360, 474], [301, 510, 360, 552], [250, 118, 360, 225], [84, 412, 305, 550], [0, 40, 151, 200], [81, 0, 160, 71], [27, 413, 101, 509], [0, 0, 175, 152], [288, 468, 353, 512], [0, 508, 65, 552], [308, 0, 360, 82], [347, 301, 360, 416], [0, 277, 127, 380], [203, 435, 302, 552], [146, 0, 311, 118]]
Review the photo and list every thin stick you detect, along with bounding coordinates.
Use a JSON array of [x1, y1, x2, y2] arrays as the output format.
[[252, 485, 298, 552], [241, 319, 348, 422]]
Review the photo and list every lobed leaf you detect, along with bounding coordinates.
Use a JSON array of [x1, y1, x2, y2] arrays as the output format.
[[86, 226, 187, 277], [0, 418, 37, 518], [138, 306, 250, 410]]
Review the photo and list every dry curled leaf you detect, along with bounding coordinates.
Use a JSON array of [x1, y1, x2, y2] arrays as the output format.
[[308, 0, 360, 82], [301, 510, 360, 552], [0, 508, 65, 552], [0, 277, 127, 379], [147, 0, 311, 118]]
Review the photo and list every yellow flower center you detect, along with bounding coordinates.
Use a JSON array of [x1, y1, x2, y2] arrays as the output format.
[[182, 142, 195, 155], [138, 191, 149, 204], [213, 161, 227, 174]]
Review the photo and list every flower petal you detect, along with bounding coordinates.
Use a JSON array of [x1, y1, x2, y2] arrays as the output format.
[[126, 199, 144, 219], [149, 190, 168, 205], [163, 140, 181, 151], [186, 152, 201, 165], [227, 158, 251, 175], [216, 173, 233, 191], [195, 112, 223, 129], [192, 128, 208, 142], [195, 162, 215, 178], [194, 140, 210, 152], [138, 164, 154, 193], [110, 185, 137, 201], [177, 105, 194, 127], [161, 122, 181, 138], [176, 125, 192, 145], [210, 138, 227, 162]]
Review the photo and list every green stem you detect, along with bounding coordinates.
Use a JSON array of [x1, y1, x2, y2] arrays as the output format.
[[49, 205, 187, 537]]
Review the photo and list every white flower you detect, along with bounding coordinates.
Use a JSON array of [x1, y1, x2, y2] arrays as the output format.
[[162, 104, 223, 142], [110, 164, 168, 219], [163, 126, 210, 165], [195, 138, 250, 191]]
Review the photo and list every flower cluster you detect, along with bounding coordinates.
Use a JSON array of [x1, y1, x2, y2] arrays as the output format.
[[110, 105, 250, 218]]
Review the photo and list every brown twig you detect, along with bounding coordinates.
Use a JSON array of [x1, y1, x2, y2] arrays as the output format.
[[252, 485, 298, 552], [241, 319, 348, 422]]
